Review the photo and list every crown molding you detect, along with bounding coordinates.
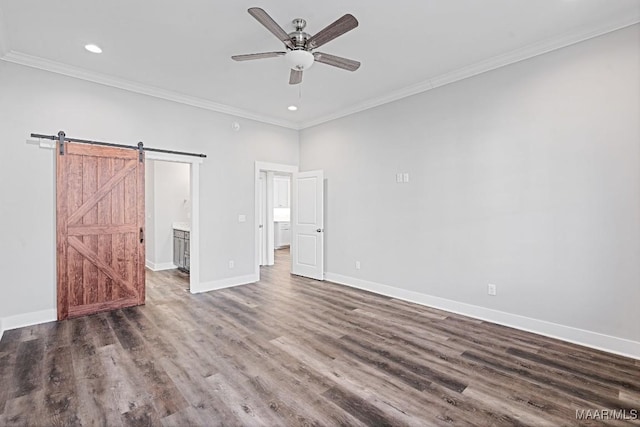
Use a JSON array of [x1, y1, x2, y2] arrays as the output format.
[[299, 16, 640, 130], [0, 14, 637, 131], [0, 51, 299, 130]]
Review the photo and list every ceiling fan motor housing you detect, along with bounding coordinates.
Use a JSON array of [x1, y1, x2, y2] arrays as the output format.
[[287, 18, 313, 70], [289, 18, 310, 49]]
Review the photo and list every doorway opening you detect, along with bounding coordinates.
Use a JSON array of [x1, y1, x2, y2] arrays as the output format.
[[146, 151, 203, 292], [254, 162, 298, 281], [258, 171, 292, 267]]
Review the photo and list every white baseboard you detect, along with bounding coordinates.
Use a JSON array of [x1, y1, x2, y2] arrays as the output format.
[[191, 273, 258, 294], [1, 308, 57, 336], [325, 273, 640, 360], [145, 259, 177, 271]]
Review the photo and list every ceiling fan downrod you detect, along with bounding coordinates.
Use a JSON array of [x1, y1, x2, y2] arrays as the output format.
[[289, 18, 310, 50]]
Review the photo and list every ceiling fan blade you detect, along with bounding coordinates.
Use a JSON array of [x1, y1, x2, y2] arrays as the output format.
[[248, 8, 295, 50], [313, 52, 360, 71], [306, 14, 358, 49], [289, 69, 303, 85], [232, 52, 286, 61]]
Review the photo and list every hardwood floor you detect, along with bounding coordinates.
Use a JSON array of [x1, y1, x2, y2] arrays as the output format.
[[1, 248, 638, 426]]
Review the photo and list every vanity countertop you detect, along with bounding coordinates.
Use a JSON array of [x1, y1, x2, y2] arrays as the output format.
[[273, 208, 290, 222], [173, 222, 190, 232]]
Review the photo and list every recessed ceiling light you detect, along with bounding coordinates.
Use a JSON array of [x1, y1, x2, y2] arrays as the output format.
[[288, 105, 298, 111], [84, 44, 102, 54]]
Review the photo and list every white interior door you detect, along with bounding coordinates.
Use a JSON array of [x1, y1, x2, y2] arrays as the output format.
[[291, 170, 324, 280]]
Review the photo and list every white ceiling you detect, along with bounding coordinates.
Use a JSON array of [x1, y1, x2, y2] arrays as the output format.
[[0, 1, 638, 129]]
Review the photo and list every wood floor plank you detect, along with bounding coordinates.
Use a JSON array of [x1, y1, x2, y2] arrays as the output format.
[[121, 403, 161, 427], [137, 304, 219, 379], [97, 344, 152, 417], [157, 356, 241, 426], [86, 312, 117, 348], [12, 338, 44, 398], [70, 318, 124, 427], [42, 344, 80, 426], [159, 405, 212, 427], [127, 351, 189, 418], [321, 385, 405, 427], [0, 248, 638, 426], [1, 390, 47, 426], [238, 335, 370, 426], [205, 372, 287, 426], [273, 334, 466, 425], [0, 336, 20, 416]]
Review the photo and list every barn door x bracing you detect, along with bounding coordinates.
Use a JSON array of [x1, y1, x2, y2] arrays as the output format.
[[57, 142, 145, 320]]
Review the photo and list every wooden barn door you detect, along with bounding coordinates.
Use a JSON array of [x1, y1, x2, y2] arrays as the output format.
[[57, 142, 145, 320]]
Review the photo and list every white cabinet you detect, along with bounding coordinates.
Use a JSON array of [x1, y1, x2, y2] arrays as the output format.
[[274, 221, 291, 248], [273, 176, 290, 208]]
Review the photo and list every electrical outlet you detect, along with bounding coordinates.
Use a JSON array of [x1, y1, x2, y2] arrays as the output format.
[[238, 215, 246, 223], [228, 260, 234, 269], [487, 284, 497, 296], [355, 261, 361, 270]]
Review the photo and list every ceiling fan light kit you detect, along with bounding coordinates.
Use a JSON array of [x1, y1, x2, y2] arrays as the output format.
[[232, 7, 360, 85], [285, 50, 314, 71]]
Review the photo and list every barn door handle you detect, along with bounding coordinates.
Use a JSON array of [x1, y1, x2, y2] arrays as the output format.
[[140, 227, 144, 243]]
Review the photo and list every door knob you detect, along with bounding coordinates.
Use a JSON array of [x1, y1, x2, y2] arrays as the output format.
[[316, 228, 323, 233]]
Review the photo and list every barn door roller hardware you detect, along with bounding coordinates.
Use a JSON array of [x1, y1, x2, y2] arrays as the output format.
[[58, 131, 65, 155], [31, 131, 208, 159]]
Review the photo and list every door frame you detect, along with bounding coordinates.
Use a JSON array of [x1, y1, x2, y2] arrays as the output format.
[[254, 161, 298, 281], [147, 151, 203, 293], [258, 171, 267, 266]]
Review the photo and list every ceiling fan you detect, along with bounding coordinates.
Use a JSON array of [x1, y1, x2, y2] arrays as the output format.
[[232, 8, 360, 85]]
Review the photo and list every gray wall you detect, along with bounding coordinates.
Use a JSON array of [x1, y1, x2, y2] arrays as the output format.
[[0, 61, 299, 320], [146, 160, 190, 267], [299, 25, 640, 342]]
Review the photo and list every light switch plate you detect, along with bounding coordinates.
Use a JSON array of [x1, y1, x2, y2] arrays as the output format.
[[238, 215, 246, 223], [403, 173, 409, 182], [396, 173, 403, 183]]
